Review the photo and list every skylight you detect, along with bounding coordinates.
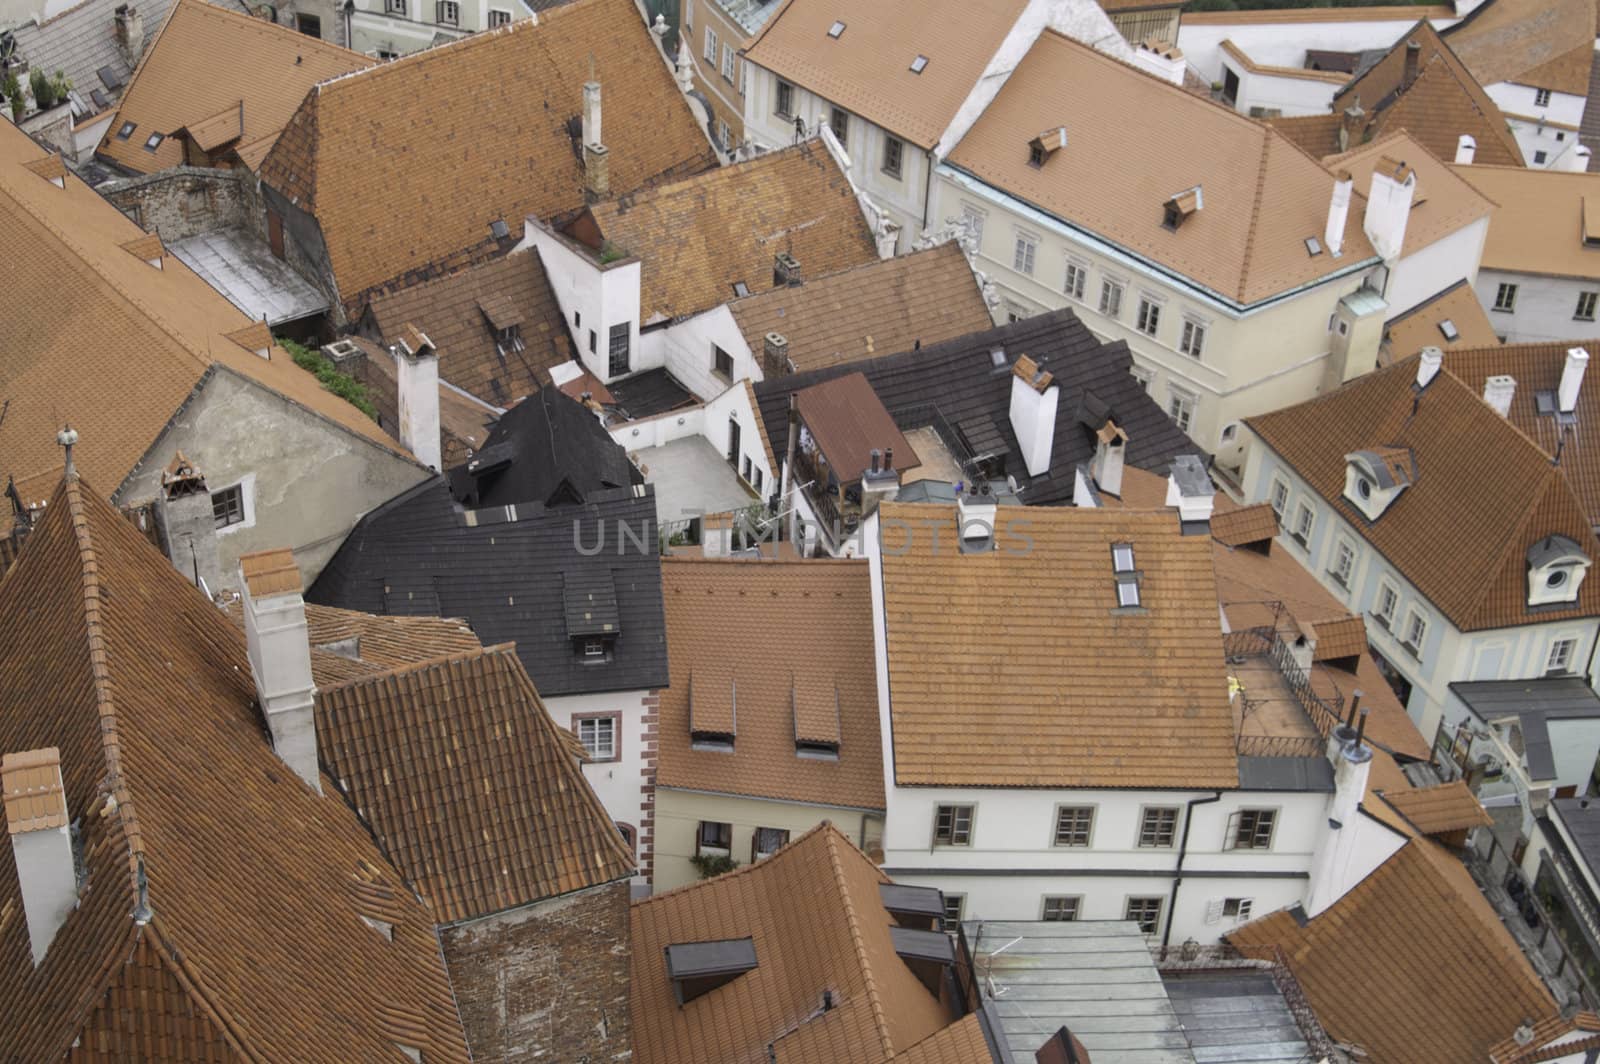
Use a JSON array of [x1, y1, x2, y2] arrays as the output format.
[[733, 281, 750, 298], [1304, 236, 1322, 257], [1116, 577, 1141, 607], [143, 132, 164, 152], [1438, 319, 1459, 342], [910, 55, 928, 74], [116, 121, 136, 140], [827, 20, 845, 37], [1112, 543, 1135, 573]]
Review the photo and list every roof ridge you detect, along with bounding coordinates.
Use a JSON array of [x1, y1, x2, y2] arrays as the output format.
[[1234, 125, 1276, 302], [60, 477, 144, 885], [820, 825, 897, 1060], [729, 240, 961, 306], [312, 641, 505, 694]]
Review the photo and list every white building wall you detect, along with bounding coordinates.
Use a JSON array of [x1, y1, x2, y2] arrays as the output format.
[[1475, 268, 1600, 344], [658, 304, 762, 400], [1225, 63, 1340, 117], [522, 225, 643, 384], [1177, 14, 1459, 86], [545, 688, 654, 881], [348, 0, 532, 54], [1241, 434, 1600, 745], [1384, 217, 1489, 320], [609, 382, 775, 504]]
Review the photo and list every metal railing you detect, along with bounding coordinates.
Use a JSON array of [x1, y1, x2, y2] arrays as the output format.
[[889, 402, 983, 478], [1152, 942, 1340, 1061], [1225, 602, 1346, 757], [1237, 734, 1326, 759]]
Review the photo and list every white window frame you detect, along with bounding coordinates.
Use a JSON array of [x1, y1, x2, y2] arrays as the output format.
[[1269, 476, 1289, 517], [1137, 805, 1180, 849], [882, 134, 904, 179], [1051, 804, 1096, 847], [1331, 538, 1356, 588], [435, 0, 458, 25], [1041, 895, 1082, 921], [1124, 895, 1165, 935], [933, 803, 975, 847], [1402, 609, 1427, 658], [1577, 291, 1598, 322], [775, 79, 794, 119], [1099, 278, 1124, 319], [1376, 580, 1399, 629], [827, 104, 848, 141], [1179, 317, 1207, 359], [722, 43, 737, 83], [1131, 364, 1153, 393], [1136, 295, 1162, 337], [487, 7, 510, 26], [703, 25, 717, 63], [1291, 501, 1314, 547], [1224, 807, 1278, 851], [1063, 259, 1087, 300], [1013, 231, 1038, 276], [211, 473, 257, 536], [574, 715, 617, 761], [1535, 88, 1553, 107], [942, 893, 965, 929], [1493, 282, 1518, 312], [1548, 637, 1579, 674], [1166, 386, 1196, 433]]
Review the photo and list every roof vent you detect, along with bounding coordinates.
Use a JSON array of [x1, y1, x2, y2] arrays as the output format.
[[666, 938, 758, 1003], [774, 251, 801, 287], [910, 54, 928, 73], [827, 19, 845, 37]]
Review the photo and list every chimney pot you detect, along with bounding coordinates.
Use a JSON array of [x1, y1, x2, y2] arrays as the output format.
[[2, 747, 77, 966], [774, 252, 802, 288], [392, 326, 442, 471], [884, 447, 893, 469], [239, 550, 321, 794], [1561, 347, 1589, 413], [1455, 134, 1477, 165], [763, 332, 790, 377], [1416, 346, 1443, 390], [1484, 375, 1516, 417]]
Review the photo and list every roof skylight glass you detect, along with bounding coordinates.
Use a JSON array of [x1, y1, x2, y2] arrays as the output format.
[[910, 55, 928, 73], [827, 20, 845, 37]]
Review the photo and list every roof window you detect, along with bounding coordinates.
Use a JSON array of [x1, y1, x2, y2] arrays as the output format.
[[1438, 318, 1459, 342], [488, 217, 510, 240], [732, 281, 750, 298], [666, 938, 758, 1004], [890, 926, 954, 995], [143, 132, 164, 152], [1304, 236, 1322, 257], [879, 883, 945, 931], [1028, 127, 1066, 168], [910, 55, 928, 74], [115, 121, 136, 140], [827, 19, 845, 37]]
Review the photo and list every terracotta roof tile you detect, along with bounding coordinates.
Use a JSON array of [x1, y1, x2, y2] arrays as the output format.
[[119, 232, 165, 262], [588, 141, 879, 324], [316, 645, 635, 923], [1385, 278, 1500, 360], [1451, 163, 1600, 280], [658, 558, 884, 810], [260, 0, 718, 310], [1381, 779, 1493, 834], [1443, 0, 1596, 95], [729, 242, 993, 373], [0, 117, 412, 536], [1446, 341, 1600, 528], [743, 0, 1033, 149], [1274, 21, 1527, 167], [949, 31, 1378, 306], [1247, 357, 1600, 632], [1, 747, 68, 834], [238, 547, 301, 597], [1491, 1013, 1600, 1063], [1209, 502, 1277, 547], [1228, 838, 1557, 1063], [1310, 614, 1368, 661], [98, 0, 372, 175], [630, 824, 961, 1063], [879, 502, 1239, 789], [1182, 5, 1453, 23], [366, 249, 579, 406], [886, 1014, 994, 1063], [0, 476, 470, 1061]]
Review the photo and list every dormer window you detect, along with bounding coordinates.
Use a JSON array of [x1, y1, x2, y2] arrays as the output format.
[[1342, 448, 1414, 521], [497, 323, 523, 354], [1162, 186, 1203, 231], [1029, 143, 1045, 168], [116, 121, 136, 140], [1527, 534, 1591, 607], [1028, 127, 1066, 168]]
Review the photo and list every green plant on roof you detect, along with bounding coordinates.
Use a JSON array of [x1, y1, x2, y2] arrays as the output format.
[[2, 72, 22, 123], [277, 336, 379, 421], [598, 240, 626, 265], [28, 69, 71, 112], [689, 852, 738, 879]]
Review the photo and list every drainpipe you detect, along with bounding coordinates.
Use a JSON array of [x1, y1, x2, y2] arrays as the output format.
[[783, 394, 799, 545], [1161, 791, 1223, 950]]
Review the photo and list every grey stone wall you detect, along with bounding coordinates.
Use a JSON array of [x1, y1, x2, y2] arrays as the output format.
[[97, 167, 251, 243]]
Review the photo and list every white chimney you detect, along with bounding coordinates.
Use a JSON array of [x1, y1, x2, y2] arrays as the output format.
[[1363, 157, 1416, 263], [1571, 146, 1594, 173], [1483, 375, 1516, 417], [392, 325, 441, 471], [1163, 454, 1214, 526], [1324, 170, 1353, 257], [956, 483, 998, 547], [239, 549, 321, 794], [583, 79, 602, 149], [1455, 134, 1476, 165], [1009, 355, 1059, 477], [1307, 707, 1374, 916], [583, 79, 609, 201], [1090, 420, 1127, 497], [2, 748, 77, 966], [1130, 39, 1186, 86], [1560, 347, 1589, 412], [1416, 346, 1443, 389]]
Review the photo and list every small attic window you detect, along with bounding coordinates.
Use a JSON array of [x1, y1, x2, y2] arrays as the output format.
[[1527, 534, 1591, 607], [1163, 186, 1203, 231], [827, 20, 845, 37], [1305, 236, 1323, 257], [910, 55, 928, 74], [488, 218, 510, 240], [1028, 127, 1066, 168], [116, 121, 136, 140], [1029, 143, 1045, 168], [1438, 319, 1459, 342], [143, 132, 164, 152], [732, 281, 750, 298]]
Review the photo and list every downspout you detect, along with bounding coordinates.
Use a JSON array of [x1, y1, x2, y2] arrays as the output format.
[[1161, 791, 1223, 949], [920, 146, 935, 238], [783, 394, 799, 545]]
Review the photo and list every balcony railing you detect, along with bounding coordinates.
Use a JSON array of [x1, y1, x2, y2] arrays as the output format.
[[1225, 602, 1346, 758]]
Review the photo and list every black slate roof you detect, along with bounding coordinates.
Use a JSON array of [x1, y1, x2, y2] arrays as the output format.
[[1552, 797, 1600, 877], [448, 387, 642, 509], [752, 308, 1198, 507], [607, 367, 697, 420], [1450, 677, 1600, 781], [308, 477, 668, 698]]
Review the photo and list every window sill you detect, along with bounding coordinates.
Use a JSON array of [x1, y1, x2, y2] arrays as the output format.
[[696, 846, 731, 858], [1491, 307, 1516, 315], [1327, 571, 1351, 590], [1289, 533, 1309, 549], [881, 168, 903, 181], [1400, 642, 1422, 661]]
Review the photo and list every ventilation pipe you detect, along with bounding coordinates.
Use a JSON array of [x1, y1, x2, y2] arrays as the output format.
[[1483, 375, 1516, 417]]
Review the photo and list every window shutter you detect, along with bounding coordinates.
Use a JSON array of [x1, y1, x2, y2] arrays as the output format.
[[1205, 899, 1223, 925], [1236, 898, 1253, 922], [1223, 810, 1241, 851]]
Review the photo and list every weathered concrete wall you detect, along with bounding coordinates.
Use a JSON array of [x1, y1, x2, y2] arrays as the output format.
[[19, 102, 74, 160], [441, 879, 634, 1063], [114, 366, 427, 588], [97, 167, 251, 242]]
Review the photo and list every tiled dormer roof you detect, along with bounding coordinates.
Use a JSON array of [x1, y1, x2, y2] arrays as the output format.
[[260, 0, 718, 312], [0, 475, 470, 1061], [1248, 356, 1600, 632]]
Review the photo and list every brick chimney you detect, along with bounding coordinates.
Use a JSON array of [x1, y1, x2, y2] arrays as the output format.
[[1090, 420, 1127, 497], [1455, 134, 1476, 165], [1307, 702, 1373, 916], [582, 79, 609, 203], [1483, 374, 1516, 417], [2, 747, 76, 966], [762, 332, 791, 377], [154, 451, 222, 594], [1363, 156, 1415, 263], [1009, 355, 1059, 477], [1324, 169, 1353, 257], [1560, 347, 1589, 413], [774, 252, 802, 288], [1337, 101, 1364, 153], [239, 549, 321, 794], [392, 324, 441, 471], [113, 4, 145, 68]]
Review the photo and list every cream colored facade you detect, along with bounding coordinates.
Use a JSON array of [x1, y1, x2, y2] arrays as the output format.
[[929, 166, 1382, 459], [681, 0, 756, 153], [653, 787, 884, 891]]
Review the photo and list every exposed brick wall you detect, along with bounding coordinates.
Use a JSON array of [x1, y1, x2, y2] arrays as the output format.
[[640, 690, 660, 885], [97, 167, 251, 244], [441, 879, 634, 1062]]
